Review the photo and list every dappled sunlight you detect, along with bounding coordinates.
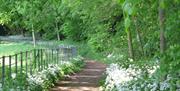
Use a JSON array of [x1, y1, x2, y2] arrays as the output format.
[[0, 43, 15, 46], [0, 57, 16, 66], [53, 86, 100, 91]]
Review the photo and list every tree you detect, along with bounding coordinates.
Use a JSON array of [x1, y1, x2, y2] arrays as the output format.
[[159, 0, 166, 53], [131, 0, 144, 56], [15, 0, 48, 47], [120, 0, 134, 58]]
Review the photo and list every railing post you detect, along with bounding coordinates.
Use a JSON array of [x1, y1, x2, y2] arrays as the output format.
[[2, 56, 5, 88], [38, 49, 40, 71], [20, 52, 23, 74], [15, 54, 18, 74], [57, 49, 59, 64], [72, 47, 77, 57], [59, 48, 62, 65], [41, 49, 43, 70], [30, 50, 33, 75], [34, 49, 36, 72], [67, 47, 69, 60], [9, 55, 11, 78], [25, 51, 28, 77], [43, 49, 45, 69], [45, 49, 49, 67], [52, 49, 54, 64], [48, 49, 51, 66], [62, 48, 65, 61], [68, 46, 70, 61], [46, 49, 48, 66]]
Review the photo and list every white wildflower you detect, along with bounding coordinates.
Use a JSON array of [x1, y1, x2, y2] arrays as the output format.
[[107, 53, 113, 58], [128, 58, 133, 62], [160, 81, 170, 91], [11, 73, 16, 79], [105, 63, 141, 91]]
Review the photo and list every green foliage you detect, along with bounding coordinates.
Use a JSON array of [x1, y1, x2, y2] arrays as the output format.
[[160, 44, 180, 77], [28, 56, 85, 91], [61, 57, 85, 75], [3, 72, 27, 91]]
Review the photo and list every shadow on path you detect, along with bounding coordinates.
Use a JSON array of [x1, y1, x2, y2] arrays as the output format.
[[50, 61, 106, 91]]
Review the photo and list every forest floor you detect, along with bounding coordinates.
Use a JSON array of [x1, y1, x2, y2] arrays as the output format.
[[50, 60, 106, 91]]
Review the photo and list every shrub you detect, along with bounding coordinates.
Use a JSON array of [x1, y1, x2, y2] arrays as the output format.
[[27, 56, 84, 91]]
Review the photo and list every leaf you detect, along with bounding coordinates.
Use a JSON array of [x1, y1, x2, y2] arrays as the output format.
[[160, 0, 166, 9], [131, 6, 137, 16], [123, 3, 133, 15], [124, 17, 131, 28], [119, 0, 125, 5]]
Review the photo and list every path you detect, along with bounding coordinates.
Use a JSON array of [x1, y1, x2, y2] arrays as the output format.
[[50, 61, 106, 91]]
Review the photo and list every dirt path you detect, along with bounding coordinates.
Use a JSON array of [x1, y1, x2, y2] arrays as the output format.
[[50, 61, 106, 91]]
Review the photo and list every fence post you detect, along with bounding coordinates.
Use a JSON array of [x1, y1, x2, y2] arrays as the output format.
[[41, 49, 43, 70], [38, 49, 40, 71], [52, 49, 54, 64], [68, 46, 70, 61], [2, 56, 5, 88], [45, 49, 49, 67], [30, 50, 33, 75], [67, 46, 69, 61], [48, 49, 51, 66], [43, 49, 45, 69], [20, 52, 23, 74], [25, 51, 28, 77], [34, 49, 36, 72], [62, 48, 64, 63], [46, 49, 48, 68], [9, 55, 11, 78], [59, 48, 62, 65], [15, 54, 18, 74], [72, 47, 77, 57], [57, 49, 59, 64]]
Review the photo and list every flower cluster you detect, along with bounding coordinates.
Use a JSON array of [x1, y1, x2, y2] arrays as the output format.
[[27, 64, 63, 90], [104, 63, 180, 91], [104, 63, 141, 91], [27, 56, 84, 91]]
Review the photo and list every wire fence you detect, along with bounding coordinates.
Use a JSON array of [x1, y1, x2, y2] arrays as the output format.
[[0, 46, 77, 89]]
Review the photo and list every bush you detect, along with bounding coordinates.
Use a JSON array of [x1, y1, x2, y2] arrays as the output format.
[[102, 45, 180, 91], [27, 56, 85, 91]]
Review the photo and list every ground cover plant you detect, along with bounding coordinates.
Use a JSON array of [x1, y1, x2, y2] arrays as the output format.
[[1, 56, 84, 91]]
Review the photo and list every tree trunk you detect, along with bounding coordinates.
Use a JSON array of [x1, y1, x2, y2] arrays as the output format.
[[127, 29, 134, 59], [20, 28, 25, 37], [32, 24, 36, 47], [133, 16, 144, 56], [57, 32, 60, 41], [159, 0, 166, 54], [55, 21, 60, 41], [2, 26, 8, 35]]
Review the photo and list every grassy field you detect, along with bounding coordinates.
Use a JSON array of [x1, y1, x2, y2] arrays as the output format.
[[0, 40, 77, 57], [0, 39, 99, 60], [0, 41, 35, 57]]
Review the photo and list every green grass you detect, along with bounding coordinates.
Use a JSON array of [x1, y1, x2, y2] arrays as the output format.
[[0, 41, 51, 57], [0, 39, 105, 62], [0, 42, 34, 57]]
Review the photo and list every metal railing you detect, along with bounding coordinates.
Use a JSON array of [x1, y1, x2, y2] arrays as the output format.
[[0, 46, 77, 89]]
